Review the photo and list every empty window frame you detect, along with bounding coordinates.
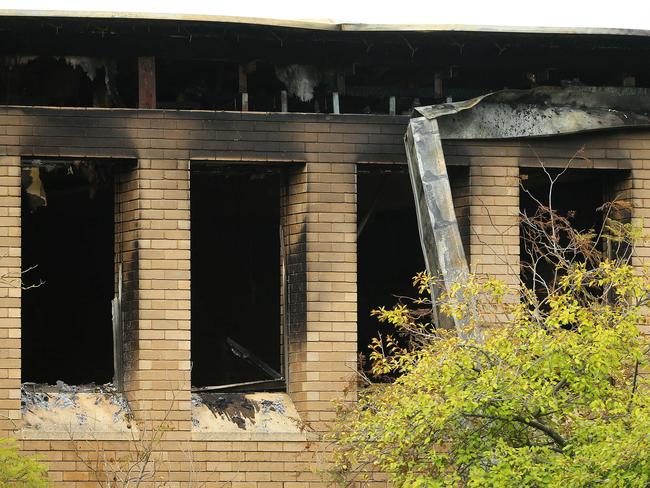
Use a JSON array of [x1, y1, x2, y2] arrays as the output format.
[[357, 167, 425, 362], [21, 159, 116, 385], [191, 164, 284, 390], [519, 168, 628, 291], [357, 165, 468, 363]]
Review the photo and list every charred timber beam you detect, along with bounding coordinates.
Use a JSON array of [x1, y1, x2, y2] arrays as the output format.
[[138, 56, 156, 109]]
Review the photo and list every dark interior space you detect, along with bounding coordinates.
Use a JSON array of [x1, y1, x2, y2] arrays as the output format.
[[1, 56, 137, 107], [519, 168, 614, 293], [191, 165, 282, 387], [156, 58, 239, 110], [21, 160, 115, 385], [357, 167, 426, 362]]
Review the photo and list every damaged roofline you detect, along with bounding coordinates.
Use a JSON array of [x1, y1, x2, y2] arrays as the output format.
[[417, 86, 650, 140], [404, 84, 650, 341], [1, 9, 650, 37]]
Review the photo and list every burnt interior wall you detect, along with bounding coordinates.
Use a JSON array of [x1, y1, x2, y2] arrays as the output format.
[[21, 161, 115, 385], [191, 165, 282, 387]]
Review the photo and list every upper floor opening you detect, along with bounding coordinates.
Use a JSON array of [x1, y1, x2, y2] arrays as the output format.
[[1, 16, 649, 114]]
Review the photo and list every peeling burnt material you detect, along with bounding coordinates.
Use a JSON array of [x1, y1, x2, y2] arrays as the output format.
[[21, 167, 47, 210], [416, 86, 650, 139]]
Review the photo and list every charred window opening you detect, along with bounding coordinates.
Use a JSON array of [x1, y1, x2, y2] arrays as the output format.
[[357, 166, 468, 362], [21, 160, 115, 385], [519, 168, 626, 293], [357, 167, 425, 362], [191, 164, 284, 390]]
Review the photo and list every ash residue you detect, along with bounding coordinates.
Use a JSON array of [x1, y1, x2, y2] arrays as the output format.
[[191, 392, 301, 433], [102, 384, 132, 423], [193, 393, 259, 430], [21, 388, 53, 412], [21, 382, 79, 412], [260, 398, 285, 415], [21, 381, 133, 426]]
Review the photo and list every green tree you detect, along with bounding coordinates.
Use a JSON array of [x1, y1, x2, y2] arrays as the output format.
[[0, 438, 48, 487], [329, 196, 650, 487], [0, 265, 48, 487]]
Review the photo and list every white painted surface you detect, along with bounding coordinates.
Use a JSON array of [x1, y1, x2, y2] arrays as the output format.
[[0, 0, 649, 34]]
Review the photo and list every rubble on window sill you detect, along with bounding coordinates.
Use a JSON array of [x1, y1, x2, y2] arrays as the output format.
[[21, 381, 133, 434], [192, 392, 302, 433]]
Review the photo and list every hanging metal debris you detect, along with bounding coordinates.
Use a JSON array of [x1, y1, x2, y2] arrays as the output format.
[[404, 116, 476, 339]]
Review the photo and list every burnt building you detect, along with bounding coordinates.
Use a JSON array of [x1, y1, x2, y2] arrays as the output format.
[[0, 9, 649, 486]]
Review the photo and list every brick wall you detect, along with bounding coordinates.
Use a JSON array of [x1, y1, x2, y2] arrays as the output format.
[[466, 165, 520, 287], [0, 106, 647, 486], [119, 159, 192, 431], [281, 161, 358, 431], [0, 156, 20, 437]]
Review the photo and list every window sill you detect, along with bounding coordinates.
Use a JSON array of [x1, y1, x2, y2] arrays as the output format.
[[19, 430, 136, 441], [191, 431, 312, 442], [191, 391, 306, 438], [21, 385, 133, 439]]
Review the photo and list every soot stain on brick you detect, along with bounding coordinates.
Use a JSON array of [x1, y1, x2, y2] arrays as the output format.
[[121, 235, 140, 379], [287, 222, 307, 342], [17, 108, 140, 159]]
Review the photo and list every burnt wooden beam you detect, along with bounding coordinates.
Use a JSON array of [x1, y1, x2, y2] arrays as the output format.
[[280, 90, 288, 112], [238, 64, 248, 93], [138, 56, 156, 109], [434, 72, 443, 99], [238, 63, 253, 111], [336, 73, 346, 95], [389, 96, 396, 115]]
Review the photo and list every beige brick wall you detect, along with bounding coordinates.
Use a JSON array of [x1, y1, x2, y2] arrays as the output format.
[[0, 106, 647, 486], [118, 159, 192, 433], [467, 165, 520, 288], [0, 156, 20, 437], [284, 163, 357, 430]]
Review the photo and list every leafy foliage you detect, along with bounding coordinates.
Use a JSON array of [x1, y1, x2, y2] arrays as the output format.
[[329, 195, 650, 487], [0, 438, 48, 487]]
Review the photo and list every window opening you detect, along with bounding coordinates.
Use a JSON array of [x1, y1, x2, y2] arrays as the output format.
[[21, 159, 115, 385], [191, 164, 284, 391]]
